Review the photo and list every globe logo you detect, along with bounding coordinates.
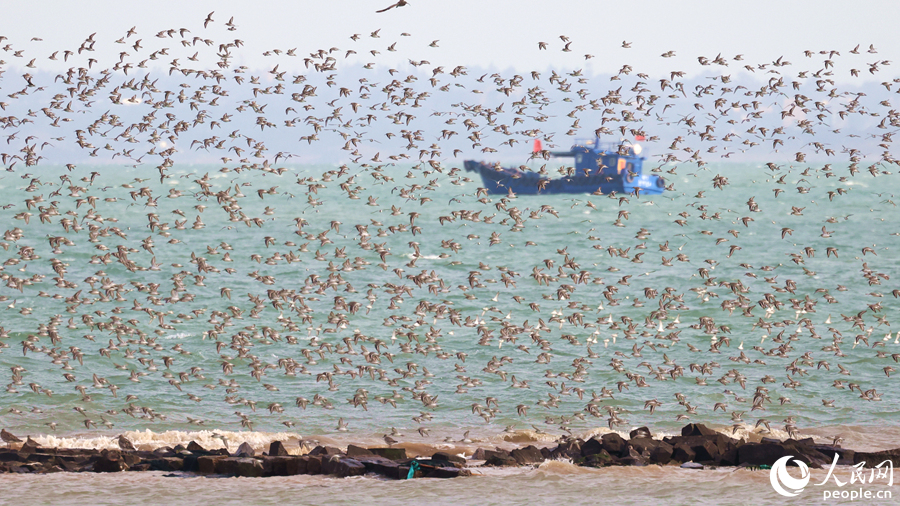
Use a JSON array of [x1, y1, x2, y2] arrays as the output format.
[[770, 455, 811, 497]]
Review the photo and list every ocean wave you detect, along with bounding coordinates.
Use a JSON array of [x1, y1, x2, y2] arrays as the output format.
[[31, 429, 303, 452]]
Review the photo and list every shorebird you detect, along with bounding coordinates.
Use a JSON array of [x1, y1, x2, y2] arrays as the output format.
[[1, 429, 22, 449], [211, 433, 229, 449], [376, 0, 408, 12], [117, 434, 136, 451]]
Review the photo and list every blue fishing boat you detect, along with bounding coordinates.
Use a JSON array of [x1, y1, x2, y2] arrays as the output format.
[[464, 137, 667, 195]]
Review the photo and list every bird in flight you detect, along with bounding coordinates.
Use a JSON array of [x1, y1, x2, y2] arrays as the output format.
[[377, 0, 408, 13]]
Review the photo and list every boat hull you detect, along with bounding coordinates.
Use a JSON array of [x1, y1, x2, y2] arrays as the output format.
[[464, 161, 665, 196]]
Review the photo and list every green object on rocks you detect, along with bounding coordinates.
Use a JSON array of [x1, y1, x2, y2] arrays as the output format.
[[407, 460, 420, 479]]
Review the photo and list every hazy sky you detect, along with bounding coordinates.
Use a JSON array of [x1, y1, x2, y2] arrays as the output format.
[[3, 0, 898, 81]]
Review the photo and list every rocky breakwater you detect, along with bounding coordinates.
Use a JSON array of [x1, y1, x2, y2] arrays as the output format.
[[473, 423, 887, 470], [0, 439, 471, 479], [1, 423, 894, 478]]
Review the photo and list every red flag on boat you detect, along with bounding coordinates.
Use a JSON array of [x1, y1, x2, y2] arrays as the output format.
[[635, 135, 645, 141], [533, 139, 542, 153]]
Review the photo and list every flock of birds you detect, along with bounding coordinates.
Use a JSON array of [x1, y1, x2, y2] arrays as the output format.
[[0, 11, 898, 451]]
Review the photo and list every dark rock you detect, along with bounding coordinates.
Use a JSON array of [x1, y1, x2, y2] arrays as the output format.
[[346, 445, 375, 458], [582, 449, 616, 467], [216, 457, 264, 477], [58, 448, 98, 456], [19, 452, 53, 463], [287, 456, 308, 475], [681, 423, 718, 437], [618, 456, 647, 466], [214, 457, 237, 475], [322, 456, 365, 477], [233, 442, 255, 458], [18, 444, 37, 460], [581, 437, 603, 457], [470, 448, 486, 460], [718, 447, 738, 466], [234, 458, 264, 478], [617, 447, 647, 466], [601, 433, 628, 456], [197, 455, 223, 474], [484, 454, 518, 466], [0, 451, 26, 463], [812, 445, 854, 466], [853, 448, 900, 468], [264, 456, 308, 476], [94, 451, 127, 473], [181, 454, 199, 472], [53, 457, 80, 472], [122, 453, 141, 467], [671, 444, 696, 464], [355, 456, 400, 479], [308, 446, 343, 457], [320, 455, 339, 475], [425, 466, 463, 478], [268, 441, 289, 457], [129, 463, 151, 472], [630, 426, 652, 439], [649, 441, 674, 465], [510, 445, 544, 465], [628, 437, 659, 456], [148, 457, 184, 472], [43, 465, 65, 473], [368, 447, 406, 460], [476, 449, 510, 461], [781, 441, 828, 468], [153, 447, 175, 457], [431, 452, 466, 466], [263, 456, 291, 476], [664, 434, 740, 464], [306, 455, 322, 475], [737, 443, 788, 467], [337, 457, 367, 477], [550, 439, 582, 460], [187, 441, 207, 453], [692, 440, 719, 462]]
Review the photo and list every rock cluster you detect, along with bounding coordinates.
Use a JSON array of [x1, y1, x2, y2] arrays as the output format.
[[1, 424, 895, 477], [472, 424, 887, 470], [0, 440, 470, 479]]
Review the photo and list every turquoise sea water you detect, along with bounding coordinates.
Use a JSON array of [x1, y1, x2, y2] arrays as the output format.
[[1, 160, 898, 452]]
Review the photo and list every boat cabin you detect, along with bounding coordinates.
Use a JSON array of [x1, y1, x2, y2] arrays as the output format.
[[550, 138, 644, 179]]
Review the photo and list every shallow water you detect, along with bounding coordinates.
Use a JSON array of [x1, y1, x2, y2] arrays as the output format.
[[2, 463, 895, 506]]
